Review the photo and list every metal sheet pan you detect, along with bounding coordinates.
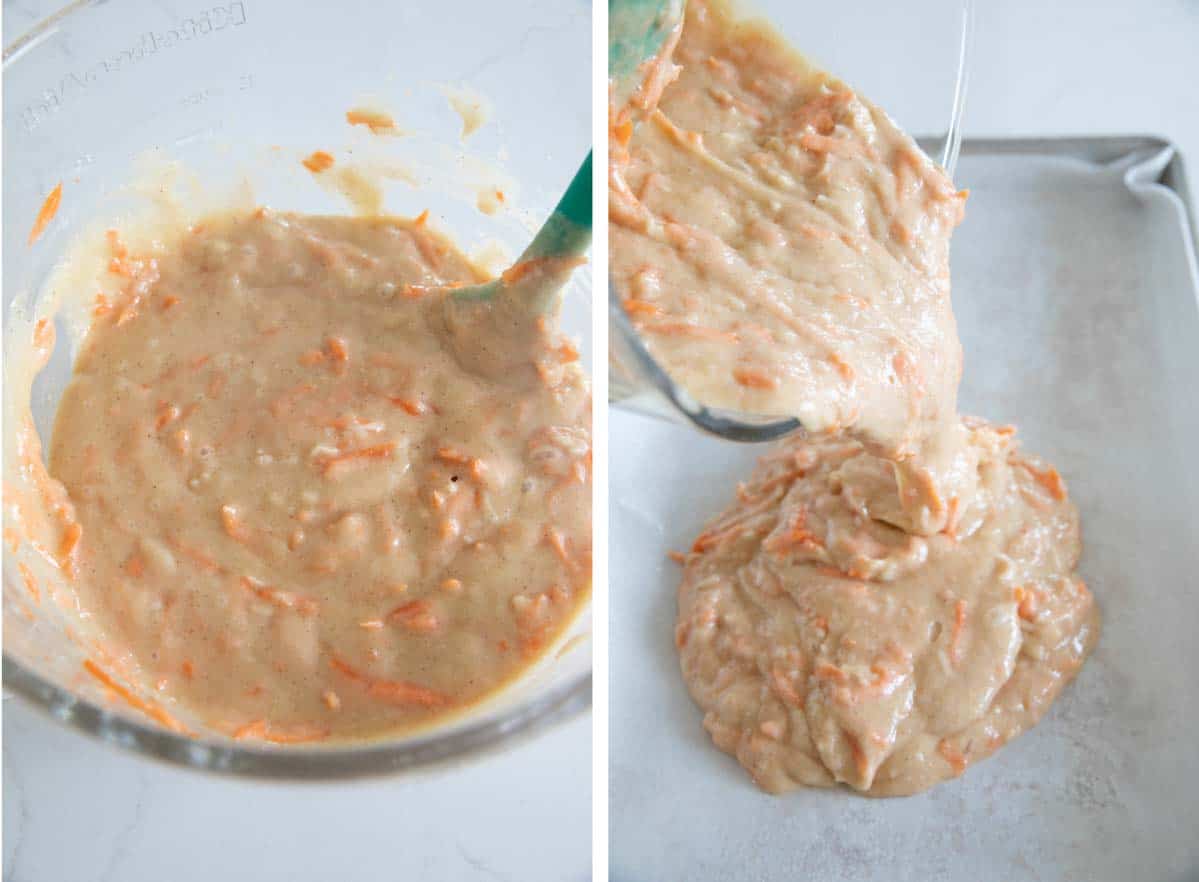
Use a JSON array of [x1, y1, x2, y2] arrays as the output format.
[[609, 137, 1199, 882]]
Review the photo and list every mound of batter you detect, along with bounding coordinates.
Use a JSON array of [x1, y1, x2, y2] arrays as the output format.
[[46, 210, 591, 742], [675, 425, 1097, 796], [611, 0, 1098, 795]]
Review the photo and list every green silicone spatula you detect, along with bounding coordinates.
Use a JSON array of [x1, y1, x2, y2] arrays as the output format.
[[609, 0, 685, 106], [448, 151, 591, 312], [439, 152, 592, 376]]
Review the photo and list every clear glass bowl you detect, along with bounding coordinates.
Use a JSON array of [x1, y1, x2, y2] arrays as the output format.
[[3, 0, 592, 778], [608, 0, 973, 441]]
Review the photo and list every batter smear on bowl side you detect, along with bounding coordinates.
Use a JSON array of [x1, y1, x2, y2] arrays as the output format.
[[609, 0, 1098, 796], [42, 210, 591, 742]]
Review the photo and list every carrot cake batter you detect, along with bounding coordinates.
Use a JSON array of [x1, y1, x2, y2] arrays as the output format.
[[39, 209, 590, 742], [610, 0, 1097, 795]]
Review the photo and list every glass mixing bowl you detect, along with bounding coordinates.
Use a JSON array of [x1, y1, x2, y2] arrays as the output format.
[[608, 0, 973, 441], [3, 0, 592, 778]]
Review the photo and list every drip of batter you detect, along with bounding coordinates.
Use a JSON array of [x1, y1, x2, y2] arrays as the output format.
[[610, 0, 1098, 795], [42, 210, 590, 742]]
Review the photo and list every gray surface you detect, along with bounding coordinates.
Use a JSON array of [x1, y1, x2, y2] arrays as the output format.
[[609, 142, 1199, 882]]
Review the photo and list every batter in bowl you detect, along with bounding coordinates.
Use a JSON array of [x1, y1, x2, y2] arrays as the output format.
[[610, 0, 1098, 795], [41, 209, 591, 742]]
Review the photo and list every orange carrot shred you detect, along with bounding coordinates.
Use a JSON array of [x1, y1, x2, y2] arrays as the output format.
[[622, 298, 662, 317], [938, 739, 968, 775], [325, 335, 349, 361], [950, 598, 967, 664], [321, 442, 396, 475], [18, 563, 40, 604], [28, 182, 63, 246], [83, 660, 188, 733], [329, 656, 450, 707], [1027, 464, 1066, 501], [733, 367, 778, 389], [545, 525, 576, 570], [345, 108, 397, 134], [302, 151, 335, 173], [233, 719, 330, 743], [367, 679, 450, 708], [59, 522, 82, 560], [436, 446, 469, 464]]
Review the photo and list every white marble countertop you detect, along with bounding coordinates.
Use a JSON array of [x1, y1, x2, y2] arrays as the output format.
[[4, 0, 1197, 880], [3, 698, 590, 882]]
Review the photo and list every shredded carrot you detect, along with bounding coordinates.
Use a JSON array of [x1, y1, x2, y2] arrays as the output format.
[[733, 367, 779, 390], [233, 719, 330, 743], [436, 446, 469, 464], [83, 660, 188, 733], [763, 507, 824, 555], [799, 131, 848, 155], [299, 349, 326, 366], [942, 497, 961, 541], [329, 656, 450, 707], [325, 335, 349, 362], [323, 690, 341, 710], [240, 576, 318, 616], [556, 340, 580, 363], [642, 321, 737, 342], [329, 656, 365, 682], [58, 522, 82, 561], [1015, 586, 1039, 621], [390, 396, 428, 416], [321, 442, 396, 476], [622, 298, 662, 317], [359, 619, 385, 630], [220, 504, 251, 542], [302, 151, 335, 173], [181, 660, 195, 679], [545, 525, 576, 570], [270, 382, 316, 417], [414, 209, 430, 227], [441, 578, 463, 594], [122, 554, 146, 578], [667, 550, 686, 565], [368, 679, 450, 708], [501, 255, 586, 286], [103, 229, 127, 260], [828, 352, 855, 381], [387, 599, 440, 632], [1026, 463, 1066, 501], [950, 598, 967, 664], [938, 739, 968, 776], [813, 662, 848, 684], [169, 536, 221, 573], [18, 562, 40, 604], [849, 737, 870, 780], [769, 663, 805, 708], [614, 120, 633, 146], [28, 182, 63, 246], [154, 402, 181, 431], [345, 108, 397, 134], [161, 295, 180, 310], [691, 522, 745, 553]]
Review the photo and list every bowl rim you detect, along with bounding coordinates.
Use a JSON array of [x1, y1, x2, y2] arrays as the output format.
[[1, 0, 593, 779]]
